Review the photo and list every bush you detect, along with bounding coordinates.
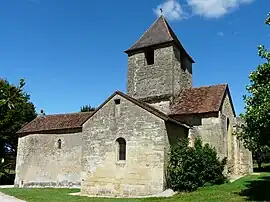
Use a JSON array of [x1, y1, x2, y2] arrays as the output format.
[[167, 138, 227, 192]]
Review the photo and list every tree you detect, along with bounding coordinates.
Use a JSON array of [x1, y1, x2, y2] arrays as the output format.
[[167, 138, 227, 192], [80, 105, 96, 112], [236, 13, 270, 168], [0, 78, 36, 177], [266, 12, 270, 25]]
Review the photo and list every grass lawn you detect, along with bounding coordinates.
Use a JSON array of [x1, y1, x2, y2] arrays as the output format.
[[1, 172, 270, 202]]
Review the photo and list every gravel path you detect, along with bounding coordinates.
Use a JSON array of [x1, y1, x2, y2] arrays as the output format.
[[0, 192, 25, 202]]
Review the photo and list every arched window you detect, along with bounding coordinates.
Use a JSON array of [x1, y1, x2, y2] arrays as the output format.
[[116, 138, 126, 161], [57, 139, 62, 149]]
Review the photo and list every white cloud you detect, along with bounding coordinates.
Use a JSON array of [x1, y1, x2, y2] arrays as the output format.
[[217, 31, 224, 36], [154, 0, 254, 20], [187, 0, 254, 18], [154, 0, 187, 21]]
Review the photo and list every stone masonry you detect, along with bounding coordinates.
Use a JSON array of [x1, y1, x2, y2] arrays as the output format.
[[81, 93, 188, 196], [15, 130, 82, 188]]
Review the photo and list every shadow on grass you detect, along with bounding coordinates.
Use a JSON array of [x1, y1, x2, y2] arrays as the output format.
[[238, 175, 270, 201]]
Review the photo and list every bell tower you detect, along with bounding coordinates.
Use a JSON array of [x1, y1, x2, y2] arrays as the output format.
[[125, 15, 195, 113]]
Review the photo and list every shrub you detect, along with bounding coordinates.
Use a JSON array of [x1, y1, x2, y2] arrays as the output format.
[[167, 138, 227, 192]]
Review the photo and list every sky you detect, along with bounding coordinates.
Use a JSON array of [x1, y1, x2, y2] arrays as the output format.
[[1, 0, 269, 115]]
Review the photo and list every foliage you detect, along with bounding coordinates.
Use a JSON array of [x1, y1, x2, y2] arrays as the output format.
[[236, 13, 270, 156], [167, 138, 227, 192], [0, 79, 25, 108], [80, 105, 96, 112], [0, 78, 36, 178], [252, 148, 270, 169], [266, 12, 270, 25]]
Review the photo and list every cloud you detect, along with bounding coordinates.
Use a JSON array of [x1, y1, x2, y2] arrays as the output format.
[[217, 31, 224, 36], [154, 0, 254, 20], [154, 0, 187, 21], [186, 0, 254, 18]]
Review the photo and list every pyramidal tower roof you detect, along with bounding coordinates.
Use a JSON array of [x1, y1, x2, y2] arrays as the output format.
[[125, 15, 194, 63]]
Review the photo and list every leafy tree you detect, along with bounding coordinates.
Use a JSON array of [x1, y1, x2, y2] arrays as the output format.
[[167, 138, 227, 192], [266, 12, 270, 25], [80, 105, 96, 112], [236, 13, 270, 168], [0, 78, 36, 177]]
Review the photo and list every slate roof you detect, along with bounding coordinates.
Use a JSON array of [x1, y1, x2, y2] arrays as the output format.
[[125, 15, 195, 63], [171, 84, 233, 115], [17, 112, 93, 134]]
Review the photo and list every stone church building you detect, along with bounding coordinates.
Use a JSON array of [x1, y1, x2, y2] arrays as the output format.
[[15, 15, 253, 197]]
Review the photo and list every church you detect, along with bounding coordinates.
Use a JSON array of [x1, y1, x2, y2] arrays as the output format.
[[15, 15, 253, 197]]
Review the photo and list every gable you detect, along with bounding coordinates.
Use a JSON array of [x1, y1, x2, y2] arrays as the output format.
[[220, 90, 236, 118], [83, 93, 165, 129], [83, 91, 189, 129]]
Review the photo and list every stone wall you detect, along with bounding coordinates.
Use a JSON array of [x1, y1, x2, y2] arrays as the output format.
[[149, 100, 170, 114], [81, 94, 188, 197], [221, 92, 235, 119], [220, 92, 235, 173], [173, 114, 226, 160], [200, 115, 227, 160], [127, 45, 192, 101], [233, 117, 253, 175], [14, 130, 82, 188], [172, 47, 192, 95], [221, 92, 253, 175]]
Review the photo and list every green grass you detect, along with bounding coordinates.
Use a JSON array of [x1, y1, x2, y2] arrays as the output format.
[[1, 172, 270, 202]]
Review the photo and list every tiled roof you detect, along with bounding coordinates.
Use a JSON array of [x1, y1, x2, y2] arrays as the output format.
[[17, 91, 190, 135], [17, 112, 93, 134], [125, 15, 194, 63], [171, 84, 228, 115]]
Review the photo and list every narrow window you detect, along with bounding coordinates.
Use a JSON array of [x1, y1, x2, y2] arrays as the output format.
[[57, 139, 62, 149], [145, 49, 154, 65], [227, 118, 230, 131], [116, 138, 126, 160]]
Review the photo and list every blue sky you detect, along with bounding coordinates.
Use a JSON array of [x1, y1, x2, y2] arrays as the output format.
[[1, 0, 269, 115]]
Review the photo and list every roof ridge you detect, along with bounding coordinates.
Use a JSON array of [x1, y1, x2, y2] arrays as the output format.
[[161, 15, 174, 40], [191, 83, 228, 89], [37, 111, 94, 117]]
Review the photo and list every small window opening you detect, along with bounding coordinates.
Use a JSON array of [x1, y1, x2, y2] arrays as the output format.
[[145, 49, 154, 65], [227, 118, 230, 131], [116, 138, 126, 161], [57, 139, 62, 149], [114, 99, 120, 105]]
